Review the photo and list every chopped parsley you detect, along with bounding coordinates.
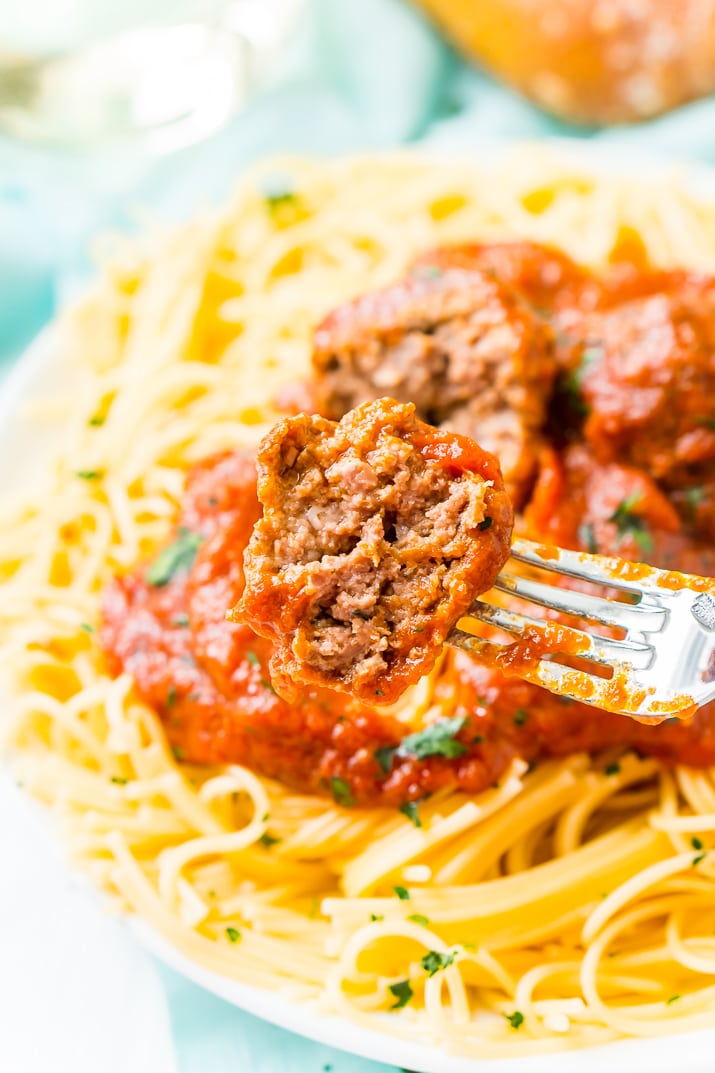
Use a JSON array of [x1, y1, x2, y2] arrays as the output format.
[[246, 650, 261, 669], [375, 745, 396, 774], [477, 516, 493, 532], [172, 613, 190, 628], [225, 927, 241, 943], [76, 469, 103, 480], [261, 178, 299, 215], [513, 708, 528, 726], [691, 836, 704, 851], [388, 980, 413, 1009], [408, 914, 430, 927], [258, 833, 280, 848], [166, 686, 178, 708], [578, 522, 598, 554], [330, 776, 354, 807], [88, 415, 105, 427], [421, 950, 455, 977], [399, 801, 422, 828], [415, 264, 443, 279], [80, 622, 95, 634], [604, 762, 621, 776], [558, 369, 589, 419], [392, 885, 410, 901], [666, 994, 681, 1005], [370, 913, 384, 922], [146, 528, 203, 586], [692, 852, 707, 867], [608, 493, 654, 556], [110, 776, 128, 785], [504, 1010, 525, 1030], [374, 689, 385, 697], [171, 744, 185, 762], [685, 486, 705, 513], [695, 416, 715, 430], [396, 716, 467, 761]]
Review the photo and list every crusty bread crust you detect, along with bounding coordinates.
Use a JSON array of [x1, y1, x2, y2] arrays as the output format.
[[415, 0, 715, 124]]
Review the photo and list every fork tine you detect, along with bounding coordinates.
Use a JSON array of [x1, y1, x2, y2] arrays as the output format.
[[466, 601, 654, 669], [448, 630, 664, 718], [493, 572, 666, 632], [509, 539, 668, 595]]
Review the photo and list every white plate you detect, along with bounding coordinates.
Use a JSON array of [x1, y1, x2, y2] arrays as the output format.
[[3, 146, 715, 1073]]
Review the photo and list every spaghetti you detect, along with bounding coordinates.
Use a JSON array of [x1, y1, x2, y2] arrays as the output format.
[[2, 149, 715, 1056]]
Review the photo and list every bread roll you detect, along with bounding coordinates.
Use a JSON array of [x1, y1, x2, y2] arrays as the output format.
[[414, 0, 715, 124]]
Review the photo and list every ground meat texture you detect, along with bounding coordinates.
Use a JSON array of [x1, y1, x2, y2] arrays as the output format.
[[234, 398, 514, 705], [312, 265, 555, 505], [575, 288, 715, 486]]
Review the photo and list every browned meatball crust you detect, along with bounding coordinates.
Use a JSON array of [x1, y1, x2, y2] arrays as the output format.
[[312, 265, 555, 505]]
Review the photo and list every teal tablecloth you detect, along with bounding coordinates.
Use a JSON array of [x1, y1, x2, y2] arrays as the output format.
[[4, 0, 715, 1069]]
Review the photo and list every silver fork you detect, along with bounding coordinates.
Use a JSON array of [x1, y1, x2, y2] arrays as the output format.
[[449, 539, 715, 721]]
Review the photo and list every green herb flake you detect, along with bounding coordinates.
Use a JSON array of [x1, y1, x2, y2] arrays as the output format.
[[246, 650, 261, 669], [477, 516, 493, 532], [513, 708, 528, 726], [388, 979, 413, 1009], [225, 926, 241, 943], [76, 469, 103, 480], [166, 686, 178, 708], [578, 522, 598, 554], [666, 994, 681, 1005], [88, 415, 105, 427], [421, 950, 455, 977], [416, 264, 443, 279], [692, 852, 707, 867], [80, 622, 95, 634], [260, 677, 277, 694], [172, 613, 190, 628], [110, 776, 128, 785], [505, 1010, 525, 1030], [691, 836, 704, 851], [330, 776, 354, 807], [374, 689, 385, 697], [396, 716, 467, 761], [608, 493, 654, 556], [393, 885, 410, 901], [171, 744, 185, 762], [685, 486, 705, 513], [408, 914, 430, 927], [261, 179, 299, 214], [370, 913, 384, 922], [258, 833, 280, 848], [146, 528, 203, 587], [695, 416, 715, 430], [605, 762, 621, 776], [375, 746, 396, 774], [399, 801, 422, 828]]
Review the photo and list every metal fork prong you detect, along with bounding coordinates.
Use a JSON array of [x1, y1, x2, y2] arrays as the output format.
[[509, 539, 668, 595], [466, 601, 654, 669], [493, 573, 667, 633]]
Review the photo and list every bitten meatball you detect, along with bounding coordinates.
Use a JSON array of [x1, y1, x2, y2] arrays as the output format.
[[234, 398, 514, 704], [312, 264, 555, 504], [575, 287, 715, 486]]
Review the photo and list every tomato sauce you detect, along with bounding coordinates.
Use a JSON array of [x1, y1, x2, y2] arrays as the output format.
[[101, 243, 715, 806]]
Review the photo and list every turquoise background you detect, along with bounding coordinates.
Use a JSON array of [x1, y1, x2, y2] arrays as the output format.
[[3, 0, 715, 1068]]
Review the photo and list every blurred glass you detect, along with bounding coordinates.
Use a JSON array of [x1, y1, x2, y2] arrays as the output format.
[[0, 0, 305, 151]]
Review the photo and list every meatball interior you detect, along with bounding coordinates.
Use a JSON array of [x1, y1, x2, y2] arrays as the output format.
[[235, 398, 513, 704]]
